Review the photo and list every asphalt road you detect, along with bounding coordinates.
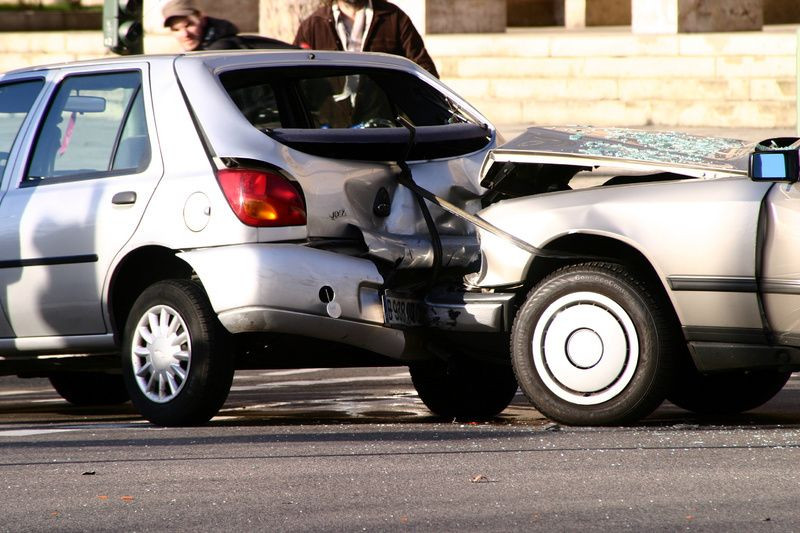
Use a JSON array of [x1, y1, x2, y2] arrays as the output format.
[[2, 368, 800, 532]]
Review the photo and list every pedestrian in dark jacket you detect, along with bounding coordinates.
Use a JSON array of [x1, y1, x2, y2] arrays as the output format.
[[293, 0, 438, 77], [162, 0, 293, 51]]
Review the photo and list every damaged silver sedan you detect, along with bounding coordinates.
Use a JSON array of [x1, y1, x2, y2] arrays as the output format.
[[461, 126, 800, 425]]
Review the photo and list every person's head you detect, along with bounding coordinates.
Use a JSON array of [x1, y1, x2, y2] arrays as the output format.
[[162, 0, 206, 51]]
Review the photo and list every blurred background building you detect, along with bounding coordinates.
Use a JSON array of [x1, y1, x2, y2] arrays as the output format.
[[0, 0, 797, 130]]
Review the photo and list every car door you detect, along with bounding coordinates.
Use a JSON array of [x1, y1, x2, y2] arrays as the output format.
[[0, 66, 163, 339], [0, 77, 47, 338]]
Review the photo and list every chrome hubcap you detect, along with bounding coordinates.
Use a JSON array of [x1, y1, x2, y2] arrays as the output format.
[[130, 305, 191, 403], [532, 291, 638, 406]]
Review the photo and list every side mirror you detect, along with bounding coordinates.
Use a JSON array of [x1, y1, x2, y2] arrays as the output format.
[[749, 149, 799, 182]]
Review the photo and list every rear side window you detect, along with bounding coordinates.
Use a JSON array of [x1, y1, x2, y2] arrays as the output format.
[[220, 67, 476, 130], [25, 71, 150, 185], [0, 79, 44, 178]]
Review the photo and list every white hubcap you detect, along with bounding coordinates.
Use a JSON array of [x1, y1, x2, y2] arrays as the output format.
[[130, 305, 191, 403], [532, 291, 638, 405], [566, 328, 604, 369]]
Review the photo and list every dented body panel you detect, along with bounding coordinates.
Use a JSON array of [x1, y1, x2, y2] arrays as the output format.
[[178, 52, 491, 270], [761, 183, 800, 346], [476, 176, 771, 331]]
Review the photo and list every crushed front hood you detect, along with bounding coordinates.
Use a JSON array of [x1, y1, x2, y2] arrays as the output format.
[[494, 126, 754, 172]]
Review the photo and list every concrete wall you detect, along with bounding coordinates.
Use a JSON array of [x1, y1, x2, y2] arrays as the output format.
[[632, 0, 763, 34], [508, 0, 799, 27], [257, 0, 322, 45], [765, 0, 800, 24], [0, 11, 101, 31], [508, 0, 558, 26], [423, 0, 506, 33], [0, 31, 108, 73], [562, 0, 631, 28], [0, 8, 795, 130]]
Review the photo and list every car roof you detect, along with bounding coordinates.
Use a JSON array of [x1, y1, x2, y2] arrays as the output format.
[[1, 49, 428, 77]]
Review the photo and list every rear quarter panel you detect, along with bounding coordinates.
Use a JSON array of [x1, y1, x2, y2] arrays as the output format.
[[126, 57, 268, 250]]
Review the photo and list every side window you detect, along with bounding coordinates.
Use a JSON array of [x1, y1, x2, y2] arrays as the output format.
[[111, 89, 150, 172], [26, 71, 149, 185], [0, 79, 45, 178]]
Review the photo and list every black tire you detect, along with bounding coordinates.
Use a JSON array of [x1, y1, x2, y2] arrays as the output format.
[[668, 368, 791, 415], [409, 358, 518, 419], [49, 372, 129, 406], [511, 262, 675, 426], [121, 279, 234, 426]]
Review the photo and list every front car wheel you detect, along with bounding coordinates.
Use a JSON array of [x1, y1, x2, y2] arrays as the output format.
[[511, 262, 676, 425]]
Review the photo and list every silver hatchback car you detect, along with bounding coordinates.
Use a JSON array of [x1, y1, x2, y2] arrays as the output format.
[[0, 51, 518, 426]]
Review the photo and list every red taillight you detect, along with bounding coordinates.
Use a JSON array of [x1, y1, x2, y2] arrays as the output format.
[[217, 168, 306, 227]]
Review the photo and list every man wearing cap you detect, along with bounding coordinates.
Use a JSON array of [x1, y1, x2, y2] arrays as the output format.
[[294, 0, 438, 77], [162, 0, 292, 51]]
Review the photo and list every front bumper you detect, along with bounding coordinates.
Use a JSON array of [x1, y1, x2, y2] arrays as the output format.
[[424, 289, 516, 333]]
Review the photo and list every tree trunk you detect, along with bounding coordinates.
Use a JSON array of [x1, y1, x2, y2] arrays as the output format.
[[259, 0, 327, 44]]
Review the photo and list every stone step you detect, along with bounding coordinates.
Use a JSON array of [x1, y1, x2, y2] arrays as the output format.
[[425, 28, 797, 58], [470, 97, 793, 127], [447, 78, 795, 102], [427, 27, 798, 128], [438, 54, 795, 79]]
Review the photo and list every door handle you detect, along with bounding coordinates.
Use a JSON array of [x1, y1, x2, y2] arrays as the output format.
[[112, 191, 137, 205]]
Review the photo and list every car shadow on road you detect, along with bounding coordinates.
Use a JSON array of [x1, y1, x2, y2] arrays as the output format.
[[642, 385, 800, 428], [3, 380, 800, 430]]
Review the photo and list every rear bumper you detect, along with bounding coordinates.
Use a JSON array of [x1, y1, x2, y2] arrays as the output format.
[[178, 244, 425, 359], [217, 306, 427, 361]]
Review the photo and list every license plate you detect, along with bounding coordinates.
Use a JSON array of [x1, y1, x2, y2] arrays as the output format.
[[383, 294, 426, 327]]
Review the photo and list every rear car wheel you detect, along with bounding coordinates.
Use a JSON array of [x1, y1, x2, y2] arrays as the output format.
[[511, 262, 675, 425], [122, 280, 234, 426], [668, 368, 791, 414], [49, 372, 129, 406], [409, 358, 518, 419]]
